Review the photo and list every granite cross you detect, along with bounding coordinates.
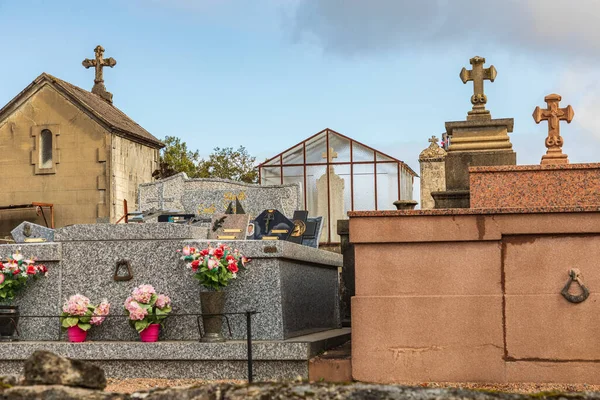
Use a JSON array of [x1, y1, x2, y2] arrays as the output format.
[[428, 136, 439, 145], [82, 45, 117, 103], [459, 56, 497, 120], [532, 93, 574, 165]]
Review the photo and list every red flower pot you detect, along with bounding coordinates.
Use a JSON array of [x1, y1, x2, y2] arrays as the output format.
[[139, 324, 160, 342], [67, 326, 88, 343]]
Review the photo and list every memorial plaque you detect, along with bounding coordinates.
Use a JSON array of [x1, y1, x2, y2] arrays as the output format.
[[254, 209, 294, 241], [302, 217, 323, 248], [11, 221, 55, 243], [207, 213, 250, 240], [288, 211, 309, 245]]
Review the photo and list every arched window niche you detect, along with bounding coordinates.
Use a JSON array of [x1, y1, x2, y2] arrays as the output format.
[[32, 125, 59, 175], [40, 129, 53, 169]]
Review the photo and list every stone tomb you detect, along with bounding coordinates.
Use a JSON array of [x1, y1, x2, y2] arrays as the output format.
[[349, 94, 600, 384], [138, 173, 302, 221], [0, 223, 343, 379]]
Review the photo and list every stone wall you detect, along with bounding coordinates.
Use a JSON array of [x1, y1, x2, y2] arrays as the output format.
[[109, 135, 158, 222]]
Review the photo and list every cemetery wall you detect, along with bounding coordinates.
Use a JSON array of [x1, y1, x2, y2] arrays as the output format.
[[349, 208, 600, 384], [109, 135, 159, 222], [0, 85, 109, 234]]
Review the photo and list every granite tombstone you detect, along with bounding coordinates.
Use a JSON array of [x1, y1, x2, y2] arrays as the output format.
[[11, 222, 55, 243], [253, 210, 294, 241], [207, 214, 250, 241]]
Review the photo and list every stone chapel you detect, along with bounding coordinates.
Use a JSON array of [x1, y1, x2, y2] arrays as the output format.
[[0, 46, 163, 235]]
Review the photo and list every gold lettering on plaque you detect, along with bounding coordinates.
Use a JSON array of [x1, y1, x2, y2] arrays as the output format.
[[217, 235, 236, 240], [271, 229, 288, 234], [261, 236, 279, 240], [223, 229, 242, 233]]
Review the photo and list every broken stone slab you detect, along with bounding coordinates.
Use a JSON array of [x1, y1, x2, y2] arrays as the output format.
[[23, 350, 106, 390]]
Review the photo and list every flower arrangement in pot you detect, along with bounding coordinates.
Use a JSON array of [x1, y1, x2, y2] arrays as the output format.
[[0, 251, 48, 340], [179, 243, 250, 342], [60, 295, 110, 342], [124, 284, 172, 342]]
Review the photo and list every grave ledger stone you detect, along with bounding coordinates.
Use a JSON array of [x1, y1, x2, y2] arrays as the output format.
[[207, 214, 250, 241], [431, 56, 516, 209]]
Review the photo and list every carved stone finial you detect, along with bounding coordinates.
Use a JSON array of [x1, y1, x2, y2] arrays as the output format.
[[532, 93, 574, 165], [459, 56, 497, 121], [419, 135, 447, 160], [82, 45, 117, 104]]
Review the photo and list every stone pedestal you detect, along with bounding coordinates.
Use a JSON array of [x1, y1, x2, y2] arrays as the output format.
[[418, 137, 447, 210], [433, 118, 516, 209]]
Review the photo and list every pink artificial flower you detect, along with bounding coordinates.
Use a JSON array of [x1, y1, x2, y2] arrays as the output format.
[[63, 294, 91, 316], [241, 256, 249, 267], [128, 302, 148, 321], [132, 284, 156, 304], [182, 246, 191, 256], [207, 258, 218, 270], [0, 274, 4, 284], [155, 294, 171, 309], [124, 296, 134, 311], [91, 300, 110, 326]]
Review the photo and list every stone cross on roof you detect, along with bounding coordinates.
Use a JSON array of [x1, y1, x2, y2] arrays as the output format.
[[428, 135, 439, 145], [322, 147, 338, 163], [532, 93, 574, 165], [82, 45, 117, 104], [460, 56, 497, 121]]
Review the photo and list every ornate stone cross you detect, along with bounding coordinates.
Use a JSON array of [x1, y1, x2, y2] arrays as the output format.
[[322, 147, 338, 163], [82, 45, 117, 104], [532, 93, 574, 165], [460, 56, 497, 120], [428, 135, 439, 145]]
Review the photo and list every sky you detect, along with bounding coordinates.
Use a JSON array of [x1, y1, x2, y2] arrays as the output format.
[[0, 0, 599, 202]]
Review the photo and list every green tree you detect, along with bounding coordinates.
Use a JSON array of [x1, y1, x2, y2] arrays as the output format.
[[153, 136, 201, 179], [197, 146, 258, 183]]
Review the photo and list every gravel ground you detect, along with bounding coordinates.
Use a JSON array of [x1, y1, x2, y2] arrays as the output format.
[[105, 379, 600, 394]]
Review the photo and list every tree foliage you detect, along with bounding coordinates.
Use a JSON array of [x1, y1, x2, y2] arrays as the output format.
[[154, 137, 258, 183], [196, 146, 258, 183], [153, 136, 201, 180]]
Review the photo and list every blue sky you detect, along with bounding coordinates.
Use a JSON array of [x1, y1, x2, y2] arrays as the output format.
[[1, 0, 599, 195]]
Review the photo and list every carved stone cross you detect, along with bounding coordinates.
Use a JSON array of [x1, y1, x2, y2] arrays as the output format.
[[82, 45, 117, 104], [428, 136, 439, 145], [460, 56, 497, 120], [532, 93, 574, 165], [322, 147, 338, 163]]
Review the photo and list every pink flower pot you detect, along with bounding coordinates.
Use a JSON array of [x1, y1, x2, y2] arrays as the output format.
[[139, 324, 160, 342], [67, 326, 88, 343]]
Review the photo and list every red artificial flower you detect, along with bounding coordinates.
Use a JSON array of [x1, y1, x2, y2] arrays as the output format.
[[214, 248, 224, 259], [227, 263, 239, 274], [189, 247, 196, 253], [191, 260, 200, 271], [26, 265, 36, 275], [12, 269, 20, 276], [0, 262, 4, 270], [39, 265, 48, 274], [200, 249, 209, 257], [226, 254, 235, 262]]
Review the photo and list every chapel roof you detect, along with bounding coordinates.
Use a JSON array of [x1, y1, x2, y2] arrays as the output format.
[[0, 73, 164, 148]]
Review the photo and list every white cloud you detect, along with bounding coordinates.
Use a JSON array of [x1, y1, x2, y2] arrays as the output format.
[[290, 0, 600, 60]]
